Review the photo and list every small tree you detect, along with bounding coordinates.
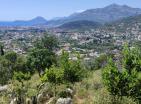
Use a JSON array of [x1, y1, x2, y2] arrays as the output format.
[[102, 58, 132, 97], [41, 66, 64, 96], [0, 52, 18, 81], [4, 51, 18, 75], [35, 33, 58, 51], [61, 51, 85, 84], [0, 42, 4, 56], [102, 45, 141, 102], [27, 49, 56, 76], [27, 33, 58, 76]]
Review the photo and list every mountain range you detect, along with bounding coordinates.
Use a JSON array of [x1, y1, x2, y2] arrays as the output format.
[[0, 16, 47, 26], [0, 4, 141, 27], [48, 4, 141, 27]]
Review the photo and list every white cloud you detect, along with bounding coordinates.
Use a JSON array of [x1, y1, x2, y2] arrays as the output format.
[[76, 10, 85, 13]]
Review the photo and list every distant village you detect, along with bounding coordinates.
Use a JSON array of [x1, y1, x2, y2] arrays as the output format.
[[0, 21, 141, 61]]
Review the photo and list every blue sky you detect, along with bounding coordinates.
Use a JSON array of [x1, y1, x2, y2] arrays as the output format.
[[0, 0, 141, 21]]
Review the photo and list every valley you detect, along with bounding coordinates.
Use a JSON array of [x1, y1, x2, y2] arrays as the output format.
[[0, 3, 141, 104]]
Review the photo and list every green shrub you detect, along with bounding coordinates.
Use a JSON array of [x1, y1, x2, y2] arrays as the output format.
[[103, 45, 141, 102]]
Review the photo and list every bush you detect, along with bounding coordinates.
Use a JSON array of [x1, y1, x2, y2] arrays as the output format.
[[61, 51, 85, 84], [102, 45, 141, 102]]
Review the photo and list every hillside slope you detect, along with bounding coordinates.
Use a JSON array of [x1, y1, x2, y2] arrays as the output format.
[[58, 20, 101, 31], [47, 4, 141, 27]]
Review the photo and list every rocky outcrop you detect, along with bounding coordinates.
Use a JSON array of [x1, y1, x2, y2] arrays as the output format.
[[26, 98, 32, 104], [37, 92, 52, 104], [10, 98, 17, 104], [0, 85, 8, 92], [56, 98, 72, 104], [65, 88, 74, 97]]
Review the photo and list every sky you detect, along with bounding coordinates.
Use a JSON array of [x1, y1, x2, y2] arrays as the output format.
[[0, 0, 141, 21]]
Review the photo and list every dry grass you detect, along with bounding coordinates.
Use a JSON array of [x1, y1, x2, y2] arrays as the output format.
[[73, 70, 137, 104]]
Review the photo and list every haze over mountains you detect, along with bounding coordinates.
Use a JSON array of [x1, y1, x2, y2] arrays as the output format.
[[0, 4, 141, 27], [0, 16, 47, 26]]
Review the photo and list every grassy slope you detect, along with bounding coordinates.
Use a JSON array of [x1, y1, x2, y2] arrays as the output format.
[[0, 70, 137, 104], [73, 70, 137, 104]]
